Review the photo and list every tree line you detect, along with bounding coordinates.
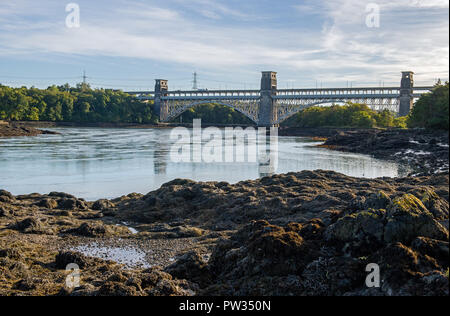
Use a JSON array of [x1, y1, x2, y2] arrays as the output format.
[[282, 103, 407, 128], [0, 83, 157, 124]]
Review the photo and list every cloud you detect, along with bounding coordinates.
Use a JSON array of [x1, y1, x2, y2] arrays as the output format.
[[0, 0, 448, 87]]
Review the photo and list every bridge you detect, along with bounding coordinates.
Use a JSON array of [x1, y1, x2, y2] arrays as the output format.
[[126, 71, 434, 127]]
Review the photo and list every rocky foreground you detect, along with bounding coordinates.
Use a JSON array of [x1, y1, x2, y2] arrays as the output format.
[[1, 170, 448, 296]]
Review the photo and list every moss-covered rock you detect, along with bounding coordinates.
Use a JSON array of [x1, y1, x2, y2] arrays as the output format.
[[384, 194, 448, 243], [326, 209, 386, 243]]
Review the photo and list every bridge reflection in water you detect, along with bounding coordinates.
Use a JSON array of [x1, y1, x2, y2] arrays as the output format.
[[126, 71, 433, 127]]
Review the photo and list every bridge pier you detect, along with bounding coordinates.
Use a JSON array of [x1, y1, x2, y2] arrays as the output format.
[[399, 71, 414, 117], [154, 79, 168, 121], [258, 71, 277, 127]]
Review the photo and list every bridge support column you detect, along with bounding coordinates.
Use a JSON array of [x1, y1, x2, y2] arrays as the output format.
[[259, 71, 277, 127], [154, 79, 168, 122], [399, 71, 414, 117]]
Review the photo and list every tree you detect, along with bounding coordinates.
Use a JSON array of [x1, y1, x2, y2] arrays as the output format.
[[350, 111, 376, 128], [408, 82, 449, 130]]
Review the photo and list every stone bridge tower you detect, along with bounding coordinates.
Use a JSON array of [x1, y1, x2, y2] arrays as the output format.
[[154, 79, 168, 118], [399, 71, 414, 117], [259, 71, 277, 126]]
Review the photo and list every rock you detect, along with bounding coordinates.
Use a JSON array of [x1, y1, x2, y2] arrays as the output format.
[[0, 248, 23, 260], [0, 190, 14, 199], [0, 196, 12, 203], [325, 209, 386, 254], [409, 188, 449, 220], [92, 199, 115, 211], [372, 243, 442, 294], [71, 222, 112, 237], [326, 194, 448, 251], [36, 198, 58, 209], [165, 250, 212, 287], [13, 217, 48, 234], [0, 206, 10, 217], [384, 194, 449, 243], [411, 237, 449, 264], [58, 198, 87, 210], [55, 251, 90, 269], [204, 220, 321, 295], [49, 192, 76, 199], [98, 282, 138, 296], [68, 283, 97, 296], [363, 191, 392, 210], [171, 226, 205, 238], [14, 278, 36, 291], [301, 256, 365, 296], [287, 219, 325, 240]]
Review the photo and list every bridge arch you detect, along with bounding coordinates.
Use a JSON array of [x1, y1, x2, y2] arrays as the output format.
[[163, 101, 259, 124], [275, 100, 349, 124]]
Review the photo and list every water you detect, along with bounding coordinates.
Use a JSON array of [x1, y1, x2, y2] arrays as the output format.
[[0, 127, 410, 201]]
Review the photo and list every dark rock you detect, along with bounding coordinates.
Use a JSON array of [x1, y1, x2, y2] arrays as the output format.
[[0, 248, 23, 260], [0, 206, 10, 217], [0, 190, 14, 199], [71, 222, 111, 237], [13, 217, 48, 234], [98, 282, 138, 296], [58, 198, 87, 210], [49, 192, 76, 199], [325, 209, 386, 255], [55, 251, 89, 269], [411, 237, 449, 264], [13, 278, 36, 291], [384, 194, 448, 243], [92, 199, 115, 211], [0, 196, 12, 203], [165, 250, 212, 287], [36, 198, 58, 209]]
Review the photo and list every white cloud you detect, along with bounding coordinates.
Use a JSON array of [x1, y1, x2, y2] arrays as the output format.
[[0, 0, 448, 86]]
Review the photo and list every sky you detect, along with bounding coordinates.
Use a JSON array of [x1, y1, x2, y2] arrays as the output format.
[[0, 0, 448, 91]]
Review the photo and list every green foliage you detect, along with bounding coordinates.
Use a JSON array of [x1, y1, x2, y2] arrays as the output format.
[[0, 84, 157, 124], [393, 116, 408, 129], [408, 82, 449, 130], [173, 103, 254, 125], [283, 102, 400, 128]]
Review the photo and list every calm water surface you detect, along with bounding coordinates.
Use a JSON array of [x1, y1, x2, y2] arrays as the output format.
[[0, 127, 410, 200]]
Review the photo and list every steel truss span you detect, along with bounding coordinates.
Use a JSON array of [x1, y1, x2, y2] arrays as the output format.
[[126, 71, 433, 126]]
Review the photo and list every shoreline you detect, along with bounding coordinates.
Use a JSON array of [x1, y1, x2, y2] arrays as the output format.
[[0, 121, 59, 138]]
